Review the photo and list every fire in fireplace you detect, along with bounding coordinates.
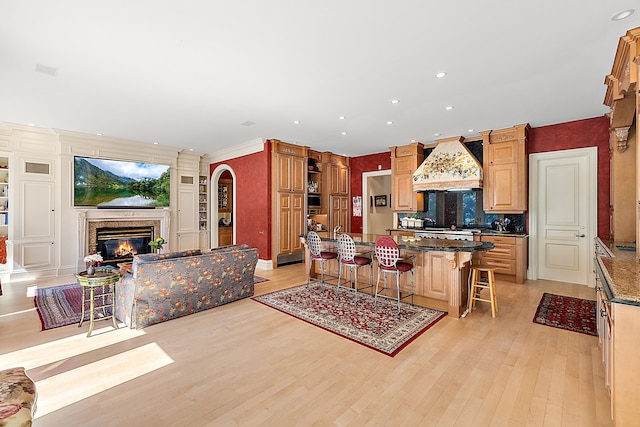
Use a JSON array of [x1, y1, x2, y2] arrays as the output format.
[[96, 226, 154, 264]]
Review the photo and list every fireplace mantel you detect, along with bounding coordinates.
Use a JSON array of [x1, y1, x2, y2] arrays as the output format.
[[76, 208, 171, 270]]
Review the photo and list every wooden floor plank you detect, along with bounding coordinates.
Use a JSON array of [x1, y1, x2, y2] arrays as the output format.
[[0, 264, 612, 426]]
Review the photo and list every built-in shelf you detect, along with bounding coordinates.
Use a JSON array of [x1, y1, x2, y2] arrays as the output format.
[[0, 158, 9, 230], [199, 176, 208, 231]]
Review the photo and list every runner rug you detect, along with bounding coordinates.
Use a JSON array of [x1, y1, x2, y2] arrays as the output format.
[[34, 275, 271, 330], [532, 292, 597, 336], [253, 284, 446, 357]]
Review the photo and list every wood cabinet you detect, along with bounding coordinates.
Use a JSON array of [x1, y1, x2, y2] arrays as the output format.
[[594, 248, 640, 426], [323, 152, 349, 231], [330, 195, 349, 233], [218, 226, 232, 246], [390, 142, 424, 212], [481, 124, 529, 213], [277, 193, 305, 255], [272, 139, 308, 266], [273, 141, 307, 193], [324, 152, 349, 195], [480, 235, 528, 284]]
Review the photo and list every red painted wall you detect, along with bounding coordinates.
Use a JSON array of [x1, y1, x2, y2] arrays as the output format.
[[210, 142, 272, 260], [528, 116, 610, 239], [349, 151, 392, 233]]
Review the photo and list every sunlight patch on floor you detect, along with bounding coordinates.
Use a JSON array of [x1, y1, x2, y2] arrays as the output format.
[[0, 307, 37, 318], [0, 327, 146, 369], [33, 342, 174, 418]]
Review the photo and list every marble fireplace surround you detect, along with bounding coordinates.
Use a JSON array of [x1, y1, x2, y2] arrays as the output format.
[[76, 208, 171, 269]]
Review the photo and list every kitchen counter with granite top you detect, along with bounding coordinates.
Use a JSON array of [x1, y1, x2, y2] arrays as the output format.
[[302, 232, 493, 317], [386, 228, 528, 238], [309, 232, 494, 253], [595, 237, 640, 305]]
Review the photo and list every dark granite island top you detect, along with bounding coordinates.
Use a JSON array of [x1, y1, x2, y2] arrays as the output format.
[[308, 232, 495, 253], [595, 237, 640, 306]]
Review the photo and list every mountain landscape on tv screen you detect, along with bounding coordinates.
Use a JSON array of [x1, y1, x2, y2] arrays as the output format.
[[74, 157, 170, 207]]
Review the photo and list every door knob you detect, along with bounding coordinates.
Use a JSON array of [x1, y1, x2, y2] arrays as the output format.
[[576, 234, 586, 238]]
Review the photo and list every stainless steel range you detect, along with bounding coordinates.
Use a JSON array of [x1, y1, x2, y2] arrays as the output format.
[[414, 228, 481, 241]]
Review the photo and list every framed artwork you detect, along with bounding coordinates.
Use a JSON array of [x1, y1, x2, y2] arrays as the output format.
[[374, 195, 387, 207]]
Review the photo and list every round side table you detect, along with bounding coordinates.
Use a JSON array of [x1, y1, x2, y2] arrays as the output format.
[[75, 270, 120, 337]]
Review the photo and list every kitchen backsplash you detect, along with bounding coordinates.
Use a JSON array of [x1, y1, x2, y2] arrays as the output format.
[[397, 190, 526, 232]]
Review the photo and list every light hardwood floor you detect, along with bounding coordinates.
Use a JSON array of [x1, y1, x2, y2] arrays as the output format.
[[0, 264, 611, 426]]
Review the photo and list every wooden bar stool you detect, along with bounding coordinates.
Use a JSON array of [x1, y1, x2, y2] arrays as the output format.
[[468, 264, 498, 317]]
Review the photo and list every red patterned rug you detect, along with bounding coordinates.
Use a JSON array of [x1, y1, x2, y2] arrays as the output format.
[[533, 292, 597, 336], [34, 284, 91, 330], [253, 284, 446, 357]]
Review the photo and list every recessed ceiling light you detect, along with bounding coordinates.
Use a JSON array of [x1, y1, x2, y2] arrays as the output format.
[[411, 139, 416, 142], [293, 120, 300, 124], [387, 121, 393, 125], [445, 106, 454, 110], [391, 99, 399, 104], [612, 9, 634, 20], [189, 148, 194, 151], [153, 142, 159, 145], [434, 133, 441, 137], [341, 131, 348, 135], [468, 129, 474, 133], [28, 123, 35, 126], [435, 72, 447, 78], [339, 116, 346, 120]]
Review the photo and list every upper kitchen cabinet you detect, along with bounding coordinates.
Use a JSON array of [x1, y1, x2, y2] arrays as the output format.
[[391, 142, 424, 212], [274, 140, 306, 193], [481, 124, 529, 213], [324, 152, 349, 195]]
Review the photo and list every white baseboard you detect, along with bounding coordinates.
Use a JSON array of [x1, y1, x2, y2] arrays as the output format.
[[256, 259, 273, 270]]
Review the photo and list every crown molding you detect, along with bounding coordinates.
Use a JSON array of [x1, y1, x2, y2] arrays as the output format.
[[209, 138, 264, 163]]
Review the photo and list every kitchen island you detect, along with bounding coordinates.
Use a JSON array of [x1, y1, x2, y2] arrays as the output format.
[[302, 233, 494, 318]]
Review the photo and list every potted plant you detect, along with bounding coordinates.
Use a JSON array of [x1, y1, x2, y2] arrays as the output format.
[[149, 237, 166, 253]]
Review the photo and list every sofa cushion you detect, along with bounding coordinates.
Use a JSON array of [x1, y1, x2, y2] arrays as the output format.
[[210, 244, 249, 252], [132, 249, 201, 275]]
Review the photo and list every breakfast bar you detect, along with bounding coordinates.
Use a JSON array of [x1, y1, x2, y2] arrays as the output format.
[[302, 233, 494, 318]]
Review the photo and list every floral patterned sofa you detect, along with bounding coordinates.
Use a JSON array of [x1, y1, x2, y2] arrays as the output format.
[[115, 245, 258, 329], [0, 367, 37, 426]]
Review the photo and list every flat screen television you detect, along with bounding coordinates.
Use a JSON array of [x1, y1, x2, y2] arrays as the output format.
[[74, 156, 170, 208]]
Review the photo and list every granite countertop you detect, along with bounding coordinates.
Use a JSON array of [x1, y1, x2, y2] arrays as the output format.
[[386, 228, 528, 238], [308, 232, 494, 253], [595, 237, 640, 305]]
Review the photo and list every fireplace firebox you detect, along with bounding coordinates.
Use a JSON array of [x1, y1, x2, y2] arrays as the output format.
[[95, 226, 154, 264]]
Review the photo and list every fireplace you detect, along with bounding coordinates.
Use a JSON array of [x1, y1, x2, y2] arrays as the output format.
[[95, 226, 154, 264], [76, 208, 171, 272]]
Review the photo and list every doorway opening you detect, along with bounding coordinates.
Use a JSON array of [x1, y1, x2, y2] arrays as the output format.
[[362, 170, 392, 234], [211, 165, 236, 248]]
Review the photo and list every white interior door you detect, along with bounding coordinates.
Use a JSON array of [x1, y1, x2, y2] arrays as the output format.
[[529, 148, 597, 285]]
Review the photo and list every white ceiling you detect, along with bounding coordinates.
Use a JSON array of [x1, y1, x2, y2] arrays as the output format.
[[1, 1, 639, 157]]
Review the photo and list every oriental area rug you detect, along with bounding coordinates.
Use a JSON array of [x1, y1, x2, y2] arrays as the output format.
[[533, 292, 597, 336], [253, 284, 446, 357], [34, 275, 271, 331]]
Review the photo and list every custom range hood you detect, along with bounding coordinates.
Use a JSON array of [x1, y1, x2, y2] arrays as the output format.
[[413, 136, 483, 191]]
